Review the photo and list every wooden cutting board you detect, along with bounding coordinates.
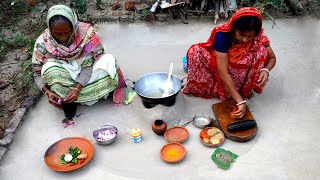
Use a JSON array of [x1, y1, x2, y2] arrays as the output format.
[[212, 99, 258, 142]]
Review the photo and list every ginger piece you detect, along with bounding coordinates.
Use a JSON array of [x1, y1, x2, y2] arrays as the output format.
[[77, 154, 88, 160]]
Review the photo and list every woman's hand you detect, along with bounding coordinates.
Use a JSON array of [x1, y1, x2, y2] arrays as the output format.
[[216, 51, 247, 119], [46, 91, 62, 109], [64, 88, 79, 104], [256, 46, 276, 88], [231, 104, 247, 119], [64, 83, 82, 104], [256, 70, 269, 87]]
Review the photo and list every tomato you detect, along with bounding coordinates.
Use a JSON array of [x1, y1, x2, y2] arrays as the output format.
[[200, 129, 210, 139]]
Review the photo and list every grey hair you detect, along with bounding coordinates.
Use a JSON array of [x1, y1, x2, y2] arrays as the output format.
[[49, 15, 73, 29]]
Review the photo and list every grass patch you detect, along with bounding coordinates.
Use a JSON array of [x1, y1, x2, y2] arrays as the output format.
[[314, 10, 320, 18], [0, 1, 32, 27], [240, 0, 290, 27], [0, 0, 46, 93], [241, 0, 289, 12]]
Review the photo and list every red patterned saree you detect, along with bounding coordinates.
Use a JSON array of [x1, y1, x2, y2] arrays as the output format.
[[183, 7, 270, 101]]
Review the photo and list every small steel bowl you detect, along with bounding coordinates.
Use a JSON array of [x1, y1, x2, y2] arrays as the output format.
[[192, 114, 212, 129], [93, 125, 118, 145]]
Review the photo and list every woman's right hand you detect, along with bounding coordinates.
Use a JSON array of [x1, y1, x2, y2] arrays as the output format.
[[45, 91, 61, 109], [231, 104, 247, 119]]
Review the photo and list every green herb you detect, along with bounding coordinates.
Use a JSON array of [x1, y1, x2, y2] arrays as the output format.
[[60, 154, 68, 164], [60, 146, 82, 164]]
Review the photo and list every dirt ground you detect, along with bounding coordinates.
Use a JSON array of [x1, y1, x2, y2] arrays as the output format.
[[0, 0, 319, 139]]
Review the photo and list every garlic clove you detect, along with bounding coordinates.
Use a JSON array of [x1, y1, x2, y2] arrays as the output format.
[[64, 153, 73, 162]]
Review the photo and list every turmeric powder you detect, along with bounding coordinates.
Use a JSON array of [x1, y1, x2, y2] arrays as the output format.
[[166, 148, 180, 160]]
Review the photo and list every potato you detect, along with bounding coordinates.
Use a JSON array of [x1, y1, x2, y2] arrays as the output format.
[[203, 138, 210, 144], [210, 137, 219, 144], [207, 128, 218, 137]]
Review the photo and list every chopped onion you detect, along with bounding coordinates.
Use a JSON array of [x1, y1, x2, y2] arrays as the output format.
[[97, 129, 116, 141]]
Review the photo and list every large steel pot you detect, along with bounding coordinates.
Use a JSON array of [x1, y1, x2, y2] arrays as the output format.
[[128, 72, 185, 108]]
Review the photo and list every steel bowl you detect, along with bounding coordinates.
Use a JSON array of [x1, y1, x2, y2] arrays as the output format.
[[93, 125, 118, 145], [192, 114, 212, 129]]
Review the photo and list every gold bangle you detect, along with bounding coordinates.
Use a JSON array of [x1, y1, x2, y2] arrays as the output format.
[[72, 87, 80, 92], [44, 91, 49, 96]]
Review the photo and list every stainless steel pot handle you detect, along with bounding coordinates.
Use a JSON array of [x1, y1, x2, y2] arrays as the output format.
[[125, 79, 135, 90]]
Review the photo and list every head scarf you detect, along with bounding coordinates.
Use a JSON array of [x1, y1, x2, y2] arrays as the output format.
[[46, 4, 76, 31], [46, 4, 78, 47], [206, 7, 263, 45], [32, 4, 104, 70]]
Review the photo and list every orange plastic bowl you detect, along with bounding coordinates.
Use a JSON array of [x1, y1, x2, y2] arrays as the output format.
[[160, 142, 186, 163]]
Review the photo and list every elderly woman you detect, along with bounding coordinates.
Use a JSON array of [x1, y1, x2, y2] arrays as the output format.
[[183, 7, 276, 118], [32, 4, 127, 121]]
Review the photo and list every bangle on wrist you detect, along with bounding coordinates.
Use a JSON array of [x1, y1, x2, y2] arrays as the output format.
[[44, 90, 49, 96], [236, 100, 246, 106], [260, 68, 270, 76], [72, 87, 80, 92]]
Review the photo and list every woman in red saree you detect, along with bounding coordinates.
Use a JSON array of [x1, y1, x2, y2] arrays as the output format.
[[183, 7, 276, 118]]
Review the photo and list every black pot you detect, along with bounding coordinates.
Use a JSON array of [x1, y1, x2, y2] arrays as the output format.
[[128, 72, 185, 108]]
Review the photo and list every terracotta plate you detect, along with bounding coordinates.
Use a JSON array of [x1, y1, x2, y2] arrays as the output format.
[[164, 126, 189, 143], [160, 142, 186, 163], [199, 127, 225, 147], [44, 137, 94, 172]]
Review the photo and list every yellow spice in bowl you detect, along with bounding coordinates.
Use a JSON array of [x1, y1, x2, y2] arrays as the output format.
[[166, 148, 179, 160]]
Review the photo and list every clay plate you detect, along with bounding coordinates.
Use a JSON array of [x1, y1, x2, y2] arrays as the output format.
[[199, 127, 225, 147], [164, 126, 189, 143], [44, 137, 94, 172], [160, 142, 186, 163]]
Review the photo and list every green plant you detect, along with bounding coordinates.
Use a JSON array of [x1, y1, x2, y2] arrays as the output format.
[[9, 24, 15, 31], [13, 34, 26, 45], [0, 0, 32, 29], [239, 0, 287, 28], [28, 38, 36, 52], [252, 0, 286, 28], [12, 58, 34, 93], [13, 32, 42, 94], [0, 36, 12, 46], [314, 10, 320, 19], [0, 49, 5, 62], [141, 8, 151, 20], [253, 0, 289, 13], [0, 34, 26, 47], [96, 0, 102, 10], [239, 0, 289, 12], [71, 0, 87, 14], [240, 0, 251, 5]]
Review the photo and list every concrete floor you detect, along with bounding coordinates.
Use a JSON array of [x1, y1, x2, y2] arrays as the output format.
[[1, 18, 320, 179]]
